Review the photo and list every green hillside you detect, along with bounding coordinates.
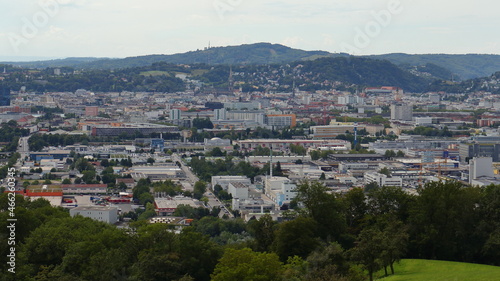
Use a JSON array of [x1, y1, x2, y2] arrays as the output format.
[[376, 259, 500, 281], [369, 53, 500, 80], [3, 43, 500, 81]]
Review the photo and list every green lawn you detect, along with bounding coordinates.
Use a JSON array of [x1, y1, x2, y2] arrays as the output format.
[[376, 259, 500, 281]]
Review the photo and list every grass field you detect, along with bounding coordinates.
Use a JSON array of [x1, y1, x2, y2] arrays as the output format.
[[376, 259, 500, 281]]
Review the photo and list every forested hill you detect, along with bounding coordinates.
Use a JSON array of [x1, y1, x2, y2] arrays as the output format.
[[368, 53, 500, 80], [296, 57, 429, 92], [4, 43, 499, 80], [0, 56, 431, 93], [3, 43, 342, 70]]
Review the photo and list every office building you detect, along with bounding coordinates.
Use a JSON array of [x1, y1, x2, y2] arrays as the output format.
[[390, 104, 413, 121]]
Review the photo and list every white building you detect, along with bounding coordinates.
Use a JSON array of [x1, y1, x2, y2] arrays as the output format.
[[211, 176, 251, 190], [228, 182, 250, 200], [469, 157, 495, 185], [213, 108, 227, 120], [170, 109, 181, 120], [265, 177, 297, 206], [70, 206, 118, 224], [364, 172, 403, 187]]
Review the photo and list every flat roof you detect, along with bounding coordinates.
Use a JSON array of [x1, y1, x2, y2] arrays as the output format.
[[71, 206, 118, 211]]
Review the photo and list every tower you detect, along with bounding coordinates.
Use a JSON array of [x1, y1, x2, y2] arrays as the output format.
[[228, 66, 234, 93]]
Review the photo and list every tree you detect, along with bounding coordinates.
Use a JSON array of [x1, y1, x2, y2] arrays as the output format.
[[396, 150, 405, 157], [208, 147, 225, 157], [409, 181, 481, 261], [273, 216, 319, 261], [340, 188, 368, 236], [349, 227, 385, 281], [147, 157, 155, 165], [384, 150, 396, 158], [247, 214, 276, 252], [378, 167, 391, 177], [319, 172, 326, 180], [294, 181, 347, 241], [211, 248, 283, 281], [62, 178, 72, 184], [193, 181, 207, 200], [379, 218, 409, 275]]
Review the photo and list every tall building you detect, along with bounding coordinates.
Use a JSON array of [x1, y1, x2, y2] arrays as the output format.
[[169, 109, 181, 120], [459, 142, 500, 163], [0, 86, 11, 106], [214, 108, 227, 120], [390, 104, 412, 121], [85, 106, 99, 117], [266, 114, 297, 128], [469, 157, 494, 184]]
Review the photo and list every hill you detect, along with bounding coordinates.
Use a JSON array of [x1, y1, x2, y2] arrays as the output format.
[[369, 53, 500, 80], [2, 43, 500, 81], [376, 259, 500, 281], [4, 43, 343, 69]]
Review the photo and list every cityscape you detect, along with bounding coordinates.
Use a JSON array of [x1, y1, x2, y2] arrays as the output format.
[[1, 1, 500, 280]]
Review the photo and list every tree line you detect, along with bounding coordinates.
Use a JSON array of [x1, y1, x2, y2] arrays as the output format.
[[1, 180, 499, 281]]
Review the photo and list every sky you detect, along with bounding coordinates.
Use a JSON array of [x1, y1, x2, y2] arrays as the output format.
[[0, 0, 498, 60]]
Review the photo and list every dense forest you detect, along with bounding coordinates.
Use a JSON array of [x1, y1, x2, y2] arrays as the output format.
[[1, 180, 499, 281]]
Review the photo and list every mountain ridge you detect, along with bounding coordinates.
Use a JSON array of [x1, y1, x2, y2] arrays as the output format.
[[2, 43, 500, 80]]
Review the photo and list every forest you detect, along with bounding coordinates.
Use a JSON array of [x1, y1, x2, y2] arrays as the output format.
[[1, 180, 499, 281]]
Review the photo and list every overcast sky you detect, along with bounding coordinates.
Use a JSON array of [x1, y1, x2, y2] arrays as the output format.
[[0, 0, 498, 60]]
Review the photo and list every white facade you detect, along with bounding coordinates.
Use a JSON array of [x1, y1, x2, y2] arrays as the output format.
[[228, 182, 249, 200], [211, 176, 251, 190], [170, 109, 181, 120], [265, 176, 297, 206], [70, 206, 118, 224], [213, 108, 227, 120], [469, 157, 494, 184], [364, 172, 403, 187]]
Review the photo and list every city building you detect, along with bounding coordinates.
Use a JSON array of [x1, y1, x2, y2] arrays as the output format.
[[264, 176, 297, 207], [154, 196, 199, 216], [390, 104, 413, 121], [310, 122, 365, 139], [266, 114, 297, 128], [236, 139, 351, 152], [85, 106, 99, 117], [170, 109, 181, 120], [211, 176, 251, 190], [70, 206, 119, 224], [364, 172, 403, 187], [213, 108, 227, 120], [90, 123, 178, 137], [227, 182, 250, 200]]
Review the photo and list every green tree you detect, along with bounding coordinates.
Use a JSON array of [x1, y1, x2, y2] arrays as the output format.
[[193, 181, 207, 200], [247, 214, 276, 252], [349, 227, 385, 281], [294, 181, 347, 241], [273, 216, 319, 261], [211, 248, 283, 281], [410, 181, 481, 261]]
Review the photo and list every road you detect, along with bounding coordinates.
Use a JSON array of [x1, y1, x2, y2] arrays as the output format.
[[18, 136, 30, 161], [172, 153, 234, 218]]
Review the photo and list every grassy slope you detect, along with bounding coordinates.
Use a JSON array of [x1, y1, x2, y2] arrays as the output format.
[[376, 259, 500, 281]]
